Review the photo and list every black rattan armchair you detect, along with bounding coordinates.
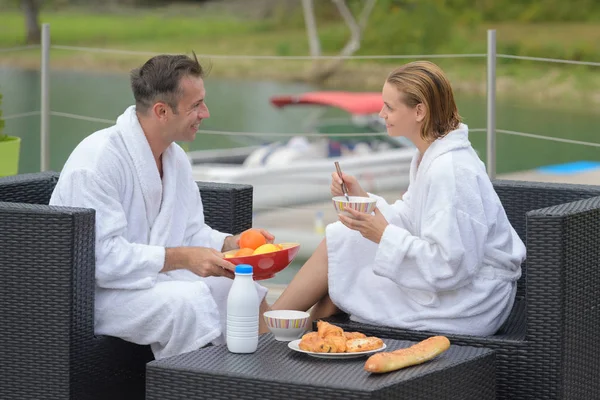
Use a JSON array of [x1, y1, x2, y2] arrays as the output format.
[[324, 179, 600, 399], [0, 171, 253, 400]]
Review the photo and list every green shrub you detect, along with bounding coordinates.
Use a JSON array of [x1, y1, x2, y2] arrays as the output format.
[[0, 91, 6, 141], [359, 0, 456, 57]]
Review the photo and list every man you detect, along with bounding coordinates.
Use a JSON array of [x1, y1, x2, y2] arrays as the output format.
[[49, 52, 272, 360]]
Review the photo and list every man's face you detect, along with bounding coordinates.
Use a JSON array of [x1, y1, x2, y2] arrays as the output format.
[[167, 75, 209, 142]]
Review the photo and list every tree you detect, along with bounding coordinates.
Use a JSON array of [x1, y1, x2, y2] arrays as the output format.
[[21, 0, 41, 45], [302, 0, 377, 83]]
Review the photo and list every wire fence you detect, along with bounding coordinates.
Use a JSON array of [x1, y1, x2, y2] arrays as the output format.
[[3, 111, 41, 120], [496, 54, 600, 67], [4, 110, 600, 149], [0, 32, 600, 241], [0, 45, 40, 53], [1, 110, 596, 152], [2, 35, 600, 225], [48, 45, 489, 60], [3, 43, 600, 67]]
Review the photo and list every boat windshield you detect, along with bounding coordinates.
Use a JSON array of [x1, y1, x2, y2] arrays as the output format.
[[238, 112, 413, 168], [312, 112, 412, 150]]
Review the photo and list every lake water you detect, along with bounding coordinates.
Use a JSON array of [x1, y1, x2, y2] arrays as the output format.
[[2, 66, 599, 285], [1, 66, 599, 175]]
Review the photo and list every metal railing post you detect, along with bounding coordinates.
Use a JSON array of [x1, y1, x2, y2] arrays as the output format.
[[40, 23, 50, 172], [486, 29, 496, 179]]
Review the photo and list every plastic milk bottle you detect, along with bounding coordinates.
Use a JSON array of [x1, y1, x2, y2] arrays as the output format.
[[226, 264, 259, 353]]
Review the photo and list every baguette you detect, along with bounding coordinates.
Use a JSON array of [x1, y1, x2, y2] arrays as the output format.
[[364, 336, 450, 374]]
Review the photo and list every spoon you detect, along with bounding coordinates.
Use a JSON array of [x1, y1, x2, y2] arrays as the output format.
[[334, 161, 350, 202]]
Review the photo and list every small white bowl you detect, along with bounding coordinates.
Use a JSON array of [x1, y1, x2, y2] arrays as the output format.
[[263, 310, 310, 341], [332, 196, 377, 216]]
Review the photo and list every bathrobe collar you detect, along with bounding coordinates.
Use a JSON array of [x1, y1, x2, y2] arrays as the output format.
[[116, 105, 177, 243]]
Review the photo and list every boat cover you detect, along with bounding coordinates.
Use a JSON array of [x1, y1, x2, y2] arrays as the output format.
[[270, 91, 383, 115]]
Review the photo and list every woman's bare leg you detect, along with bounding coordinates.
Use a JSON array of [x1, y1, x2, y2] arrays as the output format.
[[310, 294, 340, 321], [272, 239, 331, 312], [258, 298, 271, 334]]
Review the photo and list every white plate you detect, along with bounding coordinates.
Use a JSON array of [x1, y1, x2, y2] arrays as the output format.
[[287, 339, 387, 359]]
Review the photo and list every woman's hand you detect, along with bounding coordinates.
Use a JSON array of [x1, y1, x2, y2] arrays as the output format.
[[338, 207, 389, 244], [330, 172, 368, 197]]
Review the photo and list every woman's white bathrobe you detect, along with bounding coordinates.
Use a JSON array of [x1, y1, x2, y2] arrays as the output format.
[[327, 124, 526, 336], [49, 106, 267, 359]]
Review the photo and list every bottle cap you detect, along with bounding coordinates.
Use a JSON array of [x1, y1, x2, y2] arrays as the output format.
[[235, 264, 253, 274]]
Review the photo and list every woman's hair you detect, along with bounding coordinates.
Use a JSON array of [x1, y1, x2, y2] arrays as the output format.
[[386, 61, 461, 142], [130, 51, 206, 114]]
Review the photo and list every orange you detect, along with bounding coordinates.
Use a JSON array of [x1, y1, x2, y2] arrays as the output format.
[[235, 248, 255, 257], [253, 243, 281, 255], [239, 229, 267, 250]]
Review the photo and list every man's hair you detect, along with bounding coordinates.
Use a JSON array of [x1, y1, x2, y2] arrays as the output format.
[[387, 61, 461, 142], [130, 51, 206, 114]]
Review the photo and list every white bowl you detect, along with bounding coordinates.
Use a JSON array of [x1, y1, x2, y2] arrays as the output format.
[[332, 196, 377, 216], [263, 310, 310, 341]]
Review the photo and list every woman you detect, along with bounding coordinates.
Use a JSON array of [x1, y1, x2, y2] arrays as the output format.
[[272, 61, 526, 336]]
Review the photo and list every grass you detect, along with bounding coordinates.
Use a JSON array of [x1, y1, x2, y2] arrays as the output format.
[[1, 7, 599, 110]]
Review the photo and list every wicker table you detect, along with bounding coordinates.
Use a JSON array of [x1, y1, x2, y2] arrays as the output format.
[[146, 334, 496, 399]]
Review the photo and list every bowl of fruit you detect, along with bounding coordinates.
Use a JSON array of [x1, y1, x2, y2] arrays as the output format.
[[223, 229, 301, 280]]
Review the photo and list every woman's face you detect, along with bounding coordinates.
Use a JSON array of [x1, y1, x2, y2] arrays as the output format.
[[379, 82, 423, 140]]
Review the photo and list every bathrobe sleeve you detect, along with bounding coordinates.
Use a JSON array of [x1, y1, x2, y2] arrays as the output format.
[[183, 181, 230, 251], [369, 190, 413, 231], [52, 169, 165, 290], [372, 176, 489, 292]]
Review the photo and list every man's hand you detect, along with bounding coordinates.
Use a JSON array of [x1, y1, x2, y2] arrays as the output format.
[[164, 247, 235, 279], [222, 228, 276, 252], [338, 207, 389, 244]]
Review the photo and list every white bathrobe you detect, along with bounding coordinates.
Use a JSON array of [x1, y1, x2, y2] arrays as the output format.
[[50, 106, 267, 359], [327, 124, 526, 336]]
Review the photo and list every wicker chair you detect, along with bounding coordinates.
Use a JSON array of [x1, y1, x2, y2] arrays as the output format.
[[0, 171, 253, 400], [324, 179, 600, 399]]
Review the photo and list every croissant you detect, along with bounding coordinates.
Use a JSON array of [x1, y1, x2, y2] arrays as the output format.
[[343, 331, 367, 340], [317, 320, 344, 338], [298, 322, 384, 354], [324, 335, 347, 353], [346, 337, 384, 352], [299, 337, 330, 353], [301, 332, 318, 341]]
